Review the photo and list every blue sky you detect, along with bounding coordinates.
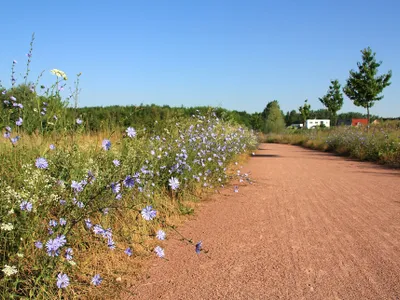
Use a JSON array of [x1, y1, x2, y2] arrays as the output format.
[[1, 0, 399, 117]]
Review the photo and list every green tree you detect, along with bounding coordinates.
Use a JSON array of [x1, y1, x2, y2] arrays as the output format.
[[343, 47, 392, 123], [308, 109, 330, 119], [250, 112, 263, 131], [299, 99, 311, 126], [263, 100, 286, 133], [319, 79, 343, 126]]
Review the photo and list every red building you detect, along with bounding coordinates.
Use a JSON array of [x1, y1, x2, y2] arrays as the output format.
[[337, 118, 369, 126], [351, 119, 368, 126]]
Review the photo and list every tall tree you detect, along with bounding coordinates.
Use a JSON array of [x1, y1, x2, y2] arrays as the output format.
[[319, 79, 343, 126], [285, 110, 302, 126], [343, 47, 392, 123], [299, 99, 311, 126], [263, 100, 286, 133]]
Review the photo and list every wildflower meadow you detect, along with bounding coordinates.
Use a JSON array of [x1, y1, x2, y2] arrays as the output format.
[[0, 37, 257, 298]]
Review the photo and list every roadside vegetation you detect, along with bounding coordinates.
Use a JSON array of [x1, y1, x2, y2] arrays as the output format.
[[0, 36, 257, 298], [262, 121, 400, 167]]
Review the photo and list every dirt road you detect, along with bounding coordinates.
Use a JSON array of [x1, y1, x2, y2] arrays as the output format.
[[128, 144, 400, 299]]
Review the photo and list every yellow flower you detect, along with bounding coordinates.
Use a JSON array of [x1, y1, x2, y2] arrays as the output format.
[[50, 69, 68, 80]]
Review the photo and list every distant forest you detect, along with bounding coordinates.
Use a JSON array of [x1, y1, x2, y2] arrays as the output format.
[[70, 104, 398, 132]]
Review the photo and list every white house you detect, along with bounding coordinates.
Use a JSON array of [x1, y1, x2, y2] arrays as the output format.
[[305, 119, 330, 129]]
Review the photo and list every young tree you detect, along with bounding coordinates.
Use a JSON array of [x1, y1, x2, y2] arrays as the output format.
[[343, 47, 392, 123], [299, 99, 311, 127], [263, 100, 286, 133], [319, 79, 343, 126]]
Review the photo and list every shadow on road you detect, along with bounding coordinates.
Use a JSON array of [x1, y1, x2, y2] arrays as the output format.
[[351, 171, 400, 177], [252, 154, 280, 158]]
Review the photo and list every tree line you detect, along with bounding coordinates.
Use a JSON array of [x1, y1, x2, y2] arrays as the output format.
[[261, 46, 393, 133], [0, 47, 393, 134]]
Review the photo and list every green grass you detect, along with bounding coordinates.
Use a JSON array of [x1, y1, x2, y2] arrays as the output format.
[[262, 121, 400, 167]]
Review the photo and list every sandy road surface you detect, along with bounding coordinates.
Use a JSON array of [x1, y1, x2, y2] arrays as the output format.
[[127, 144, 400, 300]]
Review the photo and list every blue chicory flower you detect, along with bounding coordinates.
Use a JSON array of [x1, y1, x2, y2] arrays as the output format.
[[126, 127, 136, 138], [102, 139, 111, 151], [195, 241, 202, 254], [168, 177, 180, 190], [141, 206, 157, 221], [91, 274, 102, 286], [154, 246, 165, 258], [124, 247, 133, 257], [20, 201, 33, 212], [35, 157, 48, 169], [56, 273, 70, 289], [156, 230, 166, 241]]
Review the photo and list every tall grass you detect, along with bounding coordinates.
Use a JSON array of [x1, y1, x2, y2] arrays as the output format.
[[263, 122, 400, 167]]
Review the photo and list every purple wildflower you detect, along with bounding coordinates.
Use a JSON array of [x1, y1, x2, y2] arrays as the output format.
[[15, 117, 23, 126], [93, 224, 105, 235], [35, 157, 48, 169], [71, 181, 83, 193], [126, 127, 136, 138], [49, 144, 55, 150], [195, 241, 202, 254], [20, 201, 33, 212], [107, 238, 116, 250], [123, 175, 135, 188], [102, 139, 111, 151], [168, 177, 180, 190], [110, 182, 121, 194], [56, 273, 70, 289], [113, 159, 120, 166], [76, 118, 83, 125], [124, 247, 133, 257], [154, 246, 165, 258], [10, 96, 16, 101], [11, 136, 20, 144], [49, 220, 58, 227], [85, 218, 92, 229], [45, 235, 66, 257], [156, 230, 166, 241], [35, 241, 43, 249], [65, 248, 73, 260], [91, 274, 102, 286], [59, 218, 67, 226], [141, 205, 157, 221]]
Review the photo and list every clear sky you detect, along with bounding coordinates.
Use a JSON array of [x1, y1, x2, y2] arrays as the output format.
[[1, 0, 399, 117]]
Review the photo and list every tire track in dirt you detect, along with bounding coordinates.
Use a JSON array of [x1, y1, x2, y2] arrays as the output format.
[[126, 143, 400, 300]]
